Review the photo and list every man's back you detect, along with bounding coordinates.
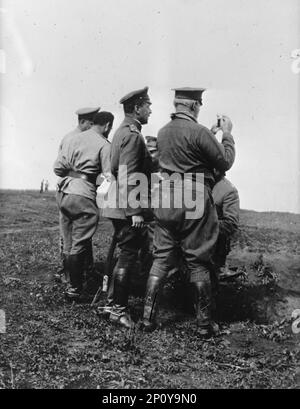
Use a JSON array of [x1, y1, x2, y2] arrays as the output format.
[[157, 113, 235, 186], [54, 128, 110, 200], [158, 117, 212, 172], [59, 127, 81, 151]]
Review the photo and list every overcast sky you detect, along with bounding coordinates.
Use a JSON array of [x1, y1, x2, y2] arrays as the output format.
[[1, 0, 299, 213]]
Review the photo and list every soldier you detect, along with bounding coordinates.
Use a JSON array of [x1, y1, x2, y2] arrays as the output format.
[[144, 138, 240, 289], [102, 87, 153, 329], [60, 107, 100, 146], [44, 180, 49, 192], [53, 111, 114, 301], [212, 170, 240, 279], [55, 107, 100, 283], [141, 87, 236, 337], [40, 179, 45, 194]]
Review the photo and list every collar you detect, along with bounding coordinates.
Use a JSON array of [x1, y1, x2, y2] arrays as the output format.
[[214, 172, 226, 183], [171, 111, 198, 123], [122, 115, 142, 131], [90, 126, 109, 142]]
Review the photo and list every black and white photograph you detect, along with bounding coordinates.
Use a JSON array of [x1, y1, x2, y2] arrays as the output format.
[[0, 0, 299, 392]]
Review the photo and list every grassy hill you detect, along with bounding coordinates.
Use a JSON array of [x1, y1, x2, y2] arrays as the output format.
[[0, 190, 299, 389]]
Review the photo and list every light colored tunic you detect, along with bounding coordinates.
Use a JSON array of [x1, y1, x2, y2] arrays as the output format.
[[54, 127, 111, 201]]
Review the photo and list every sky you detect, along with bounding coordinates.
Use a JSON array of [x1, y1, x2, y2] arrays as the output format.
[[0, 0, 299, 213]]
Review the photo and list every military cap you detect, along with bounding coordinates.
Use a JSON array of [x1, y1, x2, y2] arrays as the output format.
[[119, 87, 151, 105], [172, 87, 206, 103], [75, 107, 100, 121]]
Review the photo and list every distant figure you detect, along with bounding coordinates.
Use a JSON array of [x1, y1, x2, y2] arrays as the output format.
[[40, 179, 45, 193], [44, 180, 49, 192]]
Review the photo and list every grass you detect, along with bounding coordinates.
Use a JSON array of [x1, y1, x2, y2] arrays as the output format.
[[0, 190, 299, 389]]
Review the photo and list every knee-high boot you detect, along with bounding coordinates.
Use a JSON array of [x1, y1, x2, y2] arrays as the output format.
[[141, 275, 164, 332], [65, 253, 85, 300], [84, 240, 96, 280], [109, 268, 134, 329], [192, 281, 219, 337], [54, 253, 69, 284], [102, 268, 116, 315]]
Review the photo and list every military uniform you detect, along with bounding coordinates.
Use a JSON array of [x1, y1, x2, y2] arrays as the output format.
[[212, 175, 240, 269], [102, 87, 153, 327], [54, 117, 111, 299], [58, 106, 100, 152], [56, 107, 100, 283], [136, 136, 160, 284], [142, 87, 236, 335], [59, 127, 80, 149]]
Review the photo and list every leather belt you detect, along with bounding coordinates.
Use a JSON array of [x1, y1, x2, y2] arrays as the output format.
[[67, 170, 97, 185], [161, 169, 214, 190]]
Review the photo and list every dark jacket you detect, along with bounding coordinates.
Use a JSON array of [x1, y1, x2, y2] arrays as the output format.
[[212, 176, 239, 237], [157, 112, 235, 187], [102, 116, 152, 220]]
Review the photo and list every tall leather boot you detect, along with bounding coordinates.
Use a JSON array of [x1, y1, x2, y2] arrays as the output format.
[[84, 240, 96, 281], [209, 267, 219, 315], [109, 268, 134, 329], [82, 243, 99, 296], [193, 281, 219, 338], [141, 275, 164, 332], [65, 253, 85, 301], [102, 269, 115, 316], [54, 253, 69, 284]]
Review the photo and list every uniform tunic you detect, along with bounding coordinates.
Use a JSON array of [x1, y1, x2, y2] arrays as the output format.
[[58, 127, 81, 150], [54, 128, 111, 201], [150, 112, 235, 282], [56, 127, 83, 255], [102, 117, 152, 310], [158, 112, 235, 187], [212, 176, 240, 267], [53, 128, 111, 255], [102, 116, 152, 220]]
